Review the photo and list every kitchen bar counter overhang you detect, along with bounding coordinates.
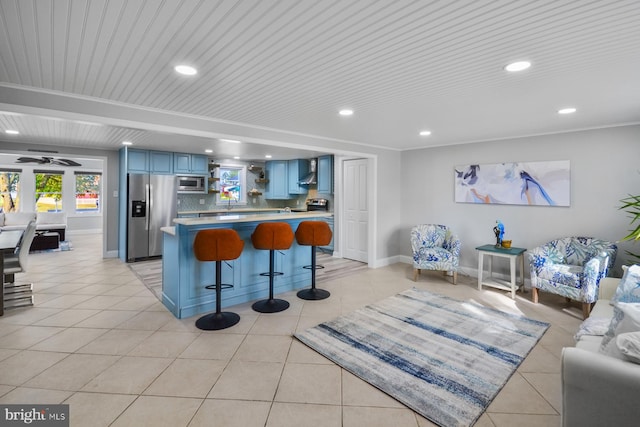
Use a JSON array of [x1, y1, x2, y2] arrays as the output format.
[[162, 212, 333, 319]]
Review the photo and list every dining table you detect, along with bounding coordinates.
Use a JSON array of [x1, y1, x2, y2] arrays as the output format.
[[0, 229, 25, 316]]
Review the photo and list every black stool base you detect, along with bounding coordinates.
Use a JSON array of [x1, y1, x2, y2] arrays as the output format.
[[252, 298, 290, 313], [196, 312, 241, 331], [297, 288, 330, 300]]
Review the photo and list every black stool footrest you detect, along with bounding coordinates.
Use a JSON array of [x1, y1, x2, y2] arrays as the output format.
[[252, 298, 290, 313], [303, 264, 325, 270], [297, 288, 330, 301], [205, 283, 234, 290], [196, 312, 241, 331], [259, 271, 284, 278]]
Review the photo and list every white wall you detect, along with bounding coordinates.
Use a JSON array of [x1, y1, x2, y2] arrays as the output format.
[[400, 125, 640, 277]]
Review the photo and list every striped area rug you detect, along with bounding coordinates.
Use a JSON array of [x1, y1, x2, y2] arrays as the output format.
[[295, 288, 549, 427]]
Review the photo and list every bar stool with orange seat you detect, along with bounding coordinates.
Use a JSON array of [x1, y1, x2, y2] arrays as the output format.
[[295, 220, 332, 300], [193, 228, 244, 330], [251, 222, 295, 313]]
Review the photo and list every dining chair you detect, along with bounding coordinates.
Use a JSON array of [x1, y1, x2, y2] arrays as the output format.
[[3, 220, 37, 309]]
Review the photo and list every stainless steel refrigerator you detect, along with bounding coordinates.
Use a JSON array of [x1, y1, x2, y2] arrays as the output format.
[[127, 174, 178, 261]]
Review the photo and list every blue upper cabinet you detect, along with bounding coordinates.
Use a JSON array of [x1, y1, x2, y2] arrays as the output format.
[[317, 155, 334, 194], [174, 153, 208, 174], [127, 149, 149, 173], [288, 159, 309, 195], [174, 153, 190, 173], [190, 155, 208, 174], [149, 151, 173, 174], [265, 160, 292, 199]]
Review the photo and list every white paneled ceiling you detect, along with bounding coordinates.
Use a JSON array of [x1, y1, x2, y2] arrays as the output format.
[[0, 0, 639, 154]]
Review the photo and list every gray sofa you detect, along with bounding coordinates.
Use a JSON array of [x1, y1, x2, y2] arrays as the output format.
[[0, 212, 67, 241], [562, 275, 640, 427]]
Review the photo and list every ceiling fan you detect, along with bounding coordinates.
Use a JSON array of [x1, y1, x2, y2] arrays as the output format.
[[16, 156, 82, 167]]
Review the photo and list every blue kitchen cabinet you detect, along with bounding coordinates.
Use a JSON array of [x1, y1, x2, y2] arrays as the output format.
[[174, 153, 191, 173], [149, 151, 173, 174], [190, 155, 208, 174], [317, 155, 334, 194], [320, 216, 334, 252], [288, 159, 309, 195], [174, 153, 208, 174], [265, 160, 292, 199], [127, 149, 149, 173]]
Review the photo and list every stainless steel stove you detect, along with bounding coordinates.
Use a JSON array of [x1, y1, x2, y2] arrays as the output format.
[[306, 198, 329, 211]]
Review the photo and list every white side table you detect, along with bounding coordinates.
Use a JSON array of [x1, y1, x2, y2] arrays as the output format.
[[476, 244, 527, 299]]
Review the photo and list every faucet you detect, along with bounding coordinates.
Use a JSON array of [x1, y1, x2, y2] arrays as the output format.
[[227, 195, 237, 210]]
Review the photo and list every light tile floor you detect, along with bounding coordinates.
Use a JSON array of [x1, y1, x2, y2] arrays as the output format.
[[0, 234, 584, 426]]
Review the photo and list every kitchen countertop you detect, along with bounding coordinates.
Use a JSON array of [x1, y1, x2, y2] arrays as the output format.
[[177, 208, 284, 215], [172, 211, 332, 226]]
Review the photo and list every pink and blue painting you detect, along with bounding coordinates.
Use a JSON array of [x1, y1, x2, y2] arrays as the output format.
[[455, 160, 570, 206]]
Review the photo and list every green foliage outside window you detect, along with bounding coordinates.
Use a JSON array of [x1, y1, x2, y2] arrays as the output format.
[[0, 171, 20, 212], [35, 172, 63, 212], [75, 173, 101, 212]]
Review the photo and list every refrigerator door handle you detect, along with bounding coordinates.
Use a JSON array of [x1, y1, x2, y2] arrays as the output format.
[[145, 183, 150, 231]]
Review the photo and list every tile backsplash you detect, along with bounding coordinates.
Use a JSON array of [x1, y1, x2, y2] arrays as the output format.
[[177, 159, 334, 212]]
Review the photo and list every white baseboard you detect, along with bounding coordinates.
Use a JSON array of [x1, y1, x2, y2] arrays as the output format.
[[67, 228, 102, 235], [393, 255, 531, 287], [104, 250, 119, 258], [372, 255, 406, 268]]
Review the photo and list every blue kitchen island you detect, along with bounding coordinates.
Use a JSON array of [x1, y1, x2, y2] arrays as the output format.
[[161, 211, 333, 319]]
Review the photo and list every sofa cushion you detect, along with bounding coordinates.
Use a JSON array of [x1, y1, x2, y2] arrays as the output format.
[[575, 316, 611, 341], [612, 264, 640, 304], [3, 212, 36, 226], [575, 335, 603, 352], [0, 212, 4, 226], [617, 331, 640, 364], [601, 302, 640, 357], [591, 299, 615, 318], [36, 212, 67, 226]]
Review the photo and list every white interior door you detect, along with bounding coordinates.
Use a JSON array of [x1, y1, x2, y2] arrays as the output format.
[[343, 158, 368, 262]]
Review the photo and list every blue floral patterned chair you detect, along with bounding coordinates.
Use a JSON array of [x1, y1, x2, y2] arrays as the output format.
[[411, 224, 461, 284], [528, 237, 617, 319]]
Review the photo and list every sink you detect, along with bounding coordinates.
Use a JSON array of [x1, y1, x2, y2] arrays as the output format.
[[218, 215, 240, 220]]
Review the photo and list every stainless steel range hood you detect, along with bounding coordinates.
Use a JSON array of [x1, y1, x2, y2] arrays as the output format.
[[298, 158, 317, 185]]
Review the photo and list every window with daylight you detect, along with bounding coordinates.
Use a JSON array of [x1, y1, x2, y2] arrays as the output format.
[[217, 164, 246, 206], [0, 169, 20, 212], [35, 170, 64, 212], [75, 172, 101, 213]]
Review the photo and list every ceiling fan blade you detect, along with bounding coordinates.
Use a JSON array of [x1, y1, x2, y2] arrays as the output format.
[[16, 157, 47, 164], [57, 158, 82, 167]]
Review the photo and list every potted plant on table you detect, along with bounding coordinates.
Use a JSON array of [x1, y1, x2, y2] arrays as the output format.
[[620, 193, 640, 262]]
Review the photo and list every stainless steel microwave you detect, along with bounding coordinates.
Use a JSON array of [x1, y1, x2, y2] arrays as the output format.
[[177, 175, 206, 193]]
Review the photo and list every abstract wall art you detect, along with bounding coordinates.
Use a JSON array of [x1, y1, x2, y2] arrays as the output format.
[[454, 160, 570, 206]]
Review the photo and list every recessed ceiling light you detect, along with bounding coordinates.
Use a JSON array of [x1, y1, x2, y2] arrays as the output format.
[[233, 156, 240, 160], [339, 109, 354, 116], [174, 65, 197, 76], [220, 139, 241, 144], [5, 129, 19, 135], [558, 107, 577, 114], [205, 149, 213, 153], [122, 141, 133, 146], [504, 61, 531, 72], [419, 130, 432, 136], [265, 155, 272, 159]]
